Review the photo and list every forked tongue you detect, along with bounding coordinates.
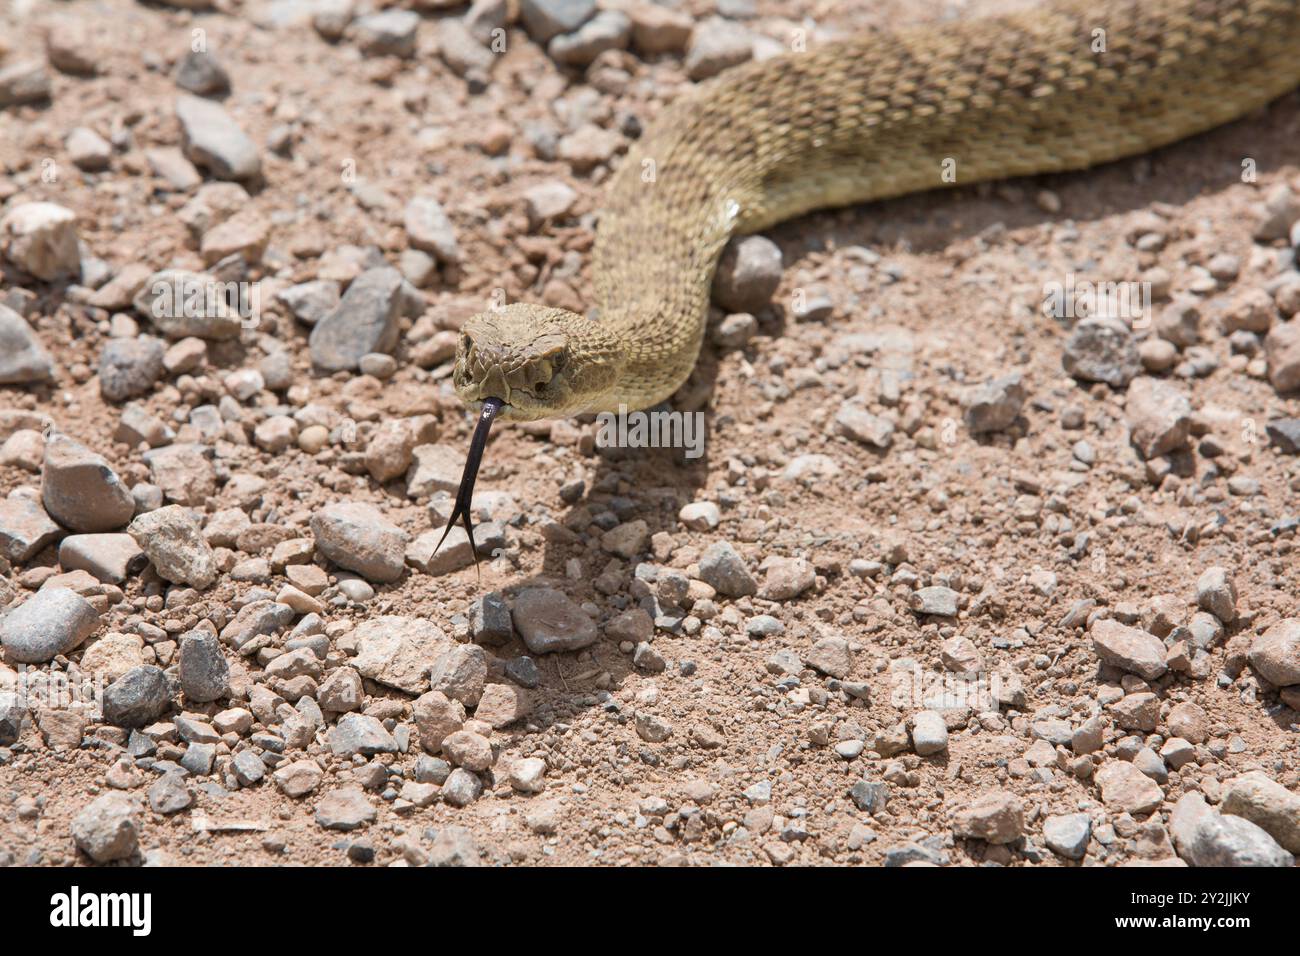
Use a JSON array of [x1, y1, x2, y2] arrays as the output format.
[[433, 396, 504, 577]]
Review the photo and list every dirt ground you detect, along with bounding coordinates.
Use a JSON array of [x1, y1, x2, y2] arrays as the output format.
[[1, 0, 1299, 867]]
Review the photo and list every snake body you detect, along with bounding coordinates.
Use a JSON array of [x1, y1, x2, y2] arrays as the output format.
[[452, 0, 1300, 422]]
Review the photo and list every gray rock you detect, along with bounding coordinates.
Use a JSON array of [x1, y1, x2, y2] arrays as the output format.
[[129, 505, 217, 589], [148, 772, 194, 814], [72, 793, 139, 863], [849, 780, 889, 814], [41, 433, 135, 533], [428, 825, 481, 866], [1091, 619, 1168, 680], [470, 591, 514, 645], [99, 336, 165, 402], [180, 742, 215, 775], [441, 767, 483, 807], [952, 791, 1024, 844], [404, 196, 460, 264], [0, 587, 99, 664], [698, 541, 757, 597], [133, 269, 243, 340], [964, 373, 1026, 433], [101, 665, 171, 728], [685, 17, 753, 80], [548, 10, 631, 66], [1195, 566, 1237, 623], [0, 304, 55, 384], [804, 635, 852, 679], [329, 713, 398, 757], [352, 10, 420, 57], [174, 50, 230, 96], [428, 644, 488, 707], [315, 787, 376, 830], [0, 690, 24, 745], [1221, 771, 1300, 854], [1062, 316, 1141, 387], [1125, 376, 1191, 460], [310, 501, 408, 583], [910, 586, 959, 617], [519, 0, 596, 43], [1265, 418, 1300, 454], [511, 587, 598, 654], [910, 710, 949, 756], [1247, 619, 1300, 687], [0, 60, 52, 108], [712, 236, 782, 313], [178, 630, 228, 702], [505, 655, 540, 688], [834, 404, 894, 449], [309, 267, 409, 372], [1, 202, 79, 281], [276, 279, 340, 326], [0, 495, 62, 563], [1043, 812, 1091, 860], [232, 750, 265, 787], [58, 534, 147, 583], [1170, 793, 1293, 867], [176, 94, 262, 181]]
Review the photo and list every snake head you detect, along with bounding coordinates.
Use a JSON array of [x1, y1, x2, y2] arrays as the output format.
[[453, 303, 618, 420]]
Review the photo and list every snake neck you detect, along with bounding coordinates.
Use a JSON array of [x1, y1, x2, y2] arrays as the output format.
[[584, 0, 1300, 413]]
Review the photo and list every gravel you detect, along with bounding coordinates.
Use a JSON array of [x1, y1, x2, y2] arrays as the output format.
[[176, 94, 262, 181], [72, 793, 139, 863], [41, 433, 136, 533], [101, 665, 171, 728]]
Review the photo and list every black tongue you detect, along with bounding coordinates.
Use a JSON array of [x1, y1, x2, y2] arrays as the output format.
[[434, 397, 504, 577]]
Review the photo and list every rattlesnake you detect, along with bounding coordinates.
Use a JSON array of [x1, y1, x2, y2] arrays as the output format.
[[439, 0, 1300, 555]]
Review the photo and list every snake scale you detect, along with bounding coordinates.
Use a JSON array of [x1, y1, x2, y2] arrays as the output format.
[[438, 0, 1300, 555]]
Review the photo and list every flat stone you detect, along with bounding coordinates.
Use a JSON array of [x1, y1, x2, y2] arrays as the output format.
[[406, 444, 463, 497], [176, 94, 262, 181], [519, 0, 596, 43], [1096, 760, 1163, 815], [803, 635, 852, 679], [0, 495, 62, 563], [1043, 812, 1092, 860], [511, 587, 598, 654], [78, 632, 145, 683], [329, 713, 398, 757], [474, 682, 532, 728], [310, 501, 408, 583], [276, 280, 340, 326], [133, 269, 244, 340], [273, 759, 323, 798], [148, 772, 194, 814], [428, 643, 487, 707], [834, 405, 895, 449], [351, 615, 453, 694], [0, 586, 99, 664], [413, 690, 465, 754], [910, 710, 949, 756], [58, 533, 146, 587], [315, 787, 377, 830], [1091, 619, 1167, 680], [952, 791, 1024, 844], [910, 586, 959, 617], [141, 444, 215, 506], [685, 17, 753, 81], [404, 195, 460, 264]]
